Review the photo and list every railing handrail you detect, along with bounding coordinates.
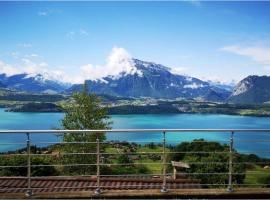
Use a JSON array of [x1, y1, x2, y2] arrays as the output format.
[[1, 129, 270, 197], [0, 129, 270, 134]]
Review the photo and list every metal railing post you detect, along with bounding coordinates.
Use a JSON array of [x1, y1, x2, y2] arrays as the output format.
[[25, 132, 32, 197], [95, 133, 102, 195], [161, 131, 168, 193], [227, 131, 234, 192]]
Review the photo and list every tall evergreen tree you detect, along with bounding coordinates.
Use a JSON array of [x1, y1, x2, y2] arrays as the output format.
[[60, 83, 111, 175]]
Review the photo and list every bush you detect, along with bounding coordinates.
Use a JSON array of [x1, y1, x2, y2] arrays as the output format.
[[258, 175, 270, 187], [0, 156, 58, 176], [171, 139, 246, 187]]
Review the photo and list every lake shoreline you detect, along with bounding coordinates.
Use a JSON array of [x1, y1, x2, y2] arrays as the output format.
[[1, 108, 270, 158], [4, 108, 270, 118], [3, 100, 270, 117]]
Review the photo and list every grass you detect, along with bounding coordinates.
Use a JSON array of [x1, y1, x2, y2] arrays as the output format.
[[96, 144, 270, 183], [105, 147, 121, 154], [137, 146, 162, 153], [244, 165, 270, 187], [103, 145, 170, 174], [137, 158, 163, 174], [136, 146, 170, 174]]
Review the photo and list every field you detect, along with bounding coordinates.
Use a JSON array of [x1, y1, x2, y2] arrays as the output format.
[[105, 143, 270, 187], [244, 165, 270, 187]]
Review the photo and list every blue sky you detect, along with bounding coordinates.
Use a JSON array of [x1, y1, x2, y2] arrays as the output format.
[[0, 1, 270, 84]]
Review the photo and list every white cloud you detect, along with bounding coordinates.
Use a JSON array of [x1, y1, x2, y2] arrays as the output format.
[[0, 60, 21, 76], [37, 9, 62, 17], [20, 58, 73, 83], [10, 51, 20, 59], [17, 43, 32, 48], [220, 45, 270, 66], [24, 54, 39, 58], [186, 0, 201, 7], [264, 66, 270, 71], [21, 58, 48, 75], [66, 31, 75, 39], [79, 29, 89, 36], [0, 58, 69, 83], [38, 11, 48, 16], [199, 75, 238, 86], [1, 47, 196, 85], [77, 47, 140, 83], [0, 47, 140, 84], [66, 29, 89, 39]]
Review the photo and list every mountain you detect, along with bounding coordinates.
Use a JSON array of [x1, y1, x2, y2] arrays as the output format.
[[228, 75, 270, 104], [208, 80, 235, 92], [68, 59, 231, 100], [0, 73, 69, 94], [0, 81, 6, 88], [202, 88, 231, 102]]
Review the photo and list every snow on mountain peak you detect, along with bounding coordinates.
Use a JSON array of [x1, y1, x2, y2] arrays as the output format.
[[79, 47, 144, 82], [183, 83, 204, 89], [133, 59, 170, 72]]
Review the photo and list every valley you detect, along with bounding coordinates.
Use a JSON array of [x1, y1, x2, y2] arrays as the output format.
[[1, 89, 270, 117]]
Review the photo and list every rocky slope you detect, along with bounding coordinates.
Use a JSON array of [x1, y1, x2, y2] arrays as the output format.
[[228, 75, 270, 104]]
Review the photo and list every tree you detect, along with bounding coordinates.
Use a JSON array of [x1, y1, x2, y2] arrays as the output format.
[[171, 139, 246, 188], [60, 83, 112, 175], [0, 156, 58, 177], [146, 142, 157, 149], [117, 154, 132, 166]]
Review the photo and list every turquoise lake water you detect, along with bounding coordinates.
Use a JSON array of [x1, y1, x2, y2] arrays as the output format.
[[0, 108, 270, 157]]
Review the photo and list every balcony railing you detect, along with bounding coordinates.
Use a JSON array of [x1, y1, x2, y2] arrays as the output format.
[[0, 129, 270, 198]]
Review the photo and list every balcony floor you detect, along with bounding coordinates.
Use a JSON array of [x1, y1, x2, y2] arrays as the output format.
[[1, 188, 270, 199], [0, 177, 269, 199]]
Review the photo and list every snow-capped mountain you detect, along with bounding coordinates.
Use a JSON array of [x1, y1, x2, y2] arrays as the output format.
[[228, 75, 270, 104], [0, 73, 69, 94], [0, 56, 233, 100], [68, 59, 231, 100]]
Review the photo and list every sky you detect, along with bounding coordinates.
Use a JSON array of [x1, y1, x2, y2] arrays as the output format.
[[0, 1, 270, 84]]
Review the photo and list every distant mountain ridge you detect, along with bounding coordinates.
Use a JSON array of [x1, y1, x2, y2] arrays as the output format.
[[68, 58, 231, 100], [7, 57, 270, 104], [207, 80, 236, 92], [2, 60, 270, 104], [0, 73, 69, 94], [228, 75, 270, 104]]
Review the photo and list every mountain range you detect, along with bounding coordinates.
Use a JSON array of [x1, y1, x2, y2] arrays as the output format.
[[68, 59, 231, 101], [0, 73, 69, 94], [1, 58, 270, 104]]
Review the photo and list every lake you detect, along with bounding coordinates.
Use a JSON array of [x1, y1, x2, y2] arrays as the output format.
[[0, 108, 270, 157]]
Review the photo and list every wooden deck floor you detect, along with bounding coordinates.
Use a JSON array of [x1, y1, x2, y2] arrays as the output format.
[[0, 176, 269, 199], [1, 188, 270, 199]]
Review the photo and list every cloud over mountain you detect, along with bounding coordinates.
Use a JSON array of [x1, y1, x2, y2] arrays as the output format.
[[0, 58, 70, 83], [0, 46, 237, 86], [0, 47, 144, 84], [79, 47, 142, 82], [0, 61, 20, 76]]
